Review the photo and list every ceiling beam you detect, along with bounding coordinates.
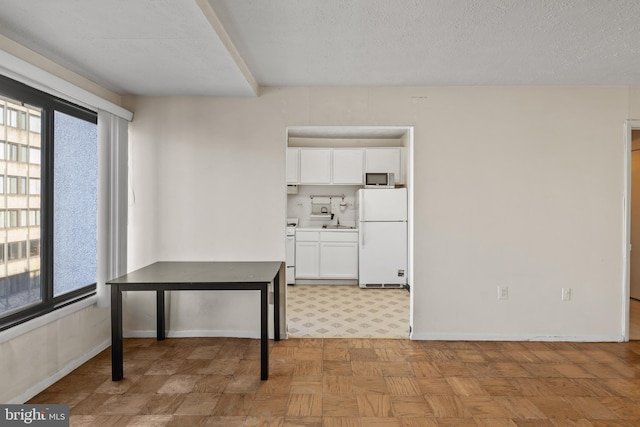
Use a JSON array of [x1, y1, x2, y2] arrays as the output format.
[[195, 0, 260, 96]]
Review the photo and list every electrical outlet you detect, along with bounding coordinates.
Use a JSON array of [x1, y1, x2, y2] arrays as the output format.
[[561, 288, 572, 301], [497, 286, 508, 300]]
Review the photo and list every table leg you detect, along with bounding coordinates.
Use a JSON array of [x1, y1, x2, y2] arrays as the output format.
[[157, 290, 165, 341], [111, 285, 123, 381], [274, 267, 280, 341], [261, 284, 268, 380]]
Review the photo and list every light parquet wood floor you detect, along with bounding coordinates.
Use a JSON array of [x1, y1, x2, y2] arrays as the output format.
[[28, 334, 640, 427]]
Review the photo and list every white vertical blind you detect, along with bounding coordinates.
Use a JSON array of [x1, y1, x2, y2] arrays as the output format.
[[96, 111, 128, 307]]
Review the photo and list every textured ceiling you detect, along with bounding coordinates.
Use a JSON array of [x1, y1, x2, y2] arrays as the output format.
[[212, 0, 640, 87], [0, 0, 639, 96], [0, 0, 256, 96]]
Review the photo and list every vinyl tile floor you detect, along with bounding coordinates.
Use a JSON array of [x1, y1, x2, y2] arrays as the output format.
[[286, 285, 410, 339]]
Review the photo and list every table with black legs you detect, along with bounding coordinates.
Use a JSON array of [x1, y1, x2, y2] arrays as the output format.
[[106, 261, 283, 381]]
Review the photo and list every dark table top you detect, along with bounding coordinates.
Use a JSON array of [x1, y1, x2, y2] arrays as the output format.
[[106, 261, 282, 285]]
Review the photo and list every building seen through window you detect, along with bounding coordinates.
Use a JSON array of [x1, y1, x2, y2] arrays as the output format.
[[0, 96, 42, 314]]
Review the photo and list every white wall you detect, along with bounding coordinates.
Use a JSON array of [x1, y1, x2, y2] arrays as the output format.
[[125, 86, 631, 341], [0, 303, 110, 403], [415, 87, 626, 340]]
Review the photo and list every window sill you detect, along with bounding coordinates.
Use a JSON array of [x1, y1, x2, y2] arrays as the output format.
[[0, 295, 99, 344]]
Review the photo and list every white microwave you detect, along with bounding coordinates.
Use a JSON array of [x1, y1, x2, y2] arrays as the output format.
[[365, 172, 395, 188]]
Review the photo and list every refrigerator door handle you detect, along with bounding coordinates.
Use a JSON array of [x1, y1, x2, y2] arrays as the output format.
[[361, 222, 365, 246]]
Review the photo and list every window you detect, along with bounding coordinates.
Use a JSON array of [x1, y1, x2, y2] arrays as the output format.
[[0, 105, 4, 125], [29, 114, 41, 133], [6, 143, 28, 162], [29, 178, 40, 195], [7, 210, 18, 228], [7, 241, 26, 261], [0, 176, 3, 194], [0, 75, 98, 328], [7, 107, 18, 127], [29, 147, 41, 164], [7, 143, 18, 161], [53, 110, 98, 296], [29, 209, 40, 226], [7, 176, 26, 194], [6, 176, 16, 194], [29, 239, 40, 257]]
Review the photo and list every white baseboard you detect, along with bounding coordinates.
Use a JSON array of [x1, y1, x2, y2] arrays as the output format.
[[410, 332, 626, 342], [10, 338, 111, 404]]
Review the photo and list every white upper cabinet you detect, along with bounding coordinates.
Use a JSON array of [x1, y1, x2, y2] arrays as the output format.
[[290, 146, 403, 185], [365, 148, 402, 184], [332, 149, 364, 184], [299, 148, 332, 184], [286, 148, 299, 184]]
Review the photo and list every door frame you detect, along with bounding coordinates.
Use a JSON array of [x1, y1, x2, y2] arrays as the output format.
[[623, 120, 640, 341], [284, 125, 414, 338]]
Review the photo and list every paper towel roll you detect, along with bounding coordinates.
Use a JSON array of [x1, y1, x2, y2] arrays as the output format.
[[311, 196, 331, 205]]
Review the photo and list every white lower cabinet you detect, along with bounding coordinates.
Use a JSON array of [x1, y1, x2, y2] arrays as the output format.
[[319, 242, 358, 278], [295, 241, 320, 278], [295, 230, 358, 280]]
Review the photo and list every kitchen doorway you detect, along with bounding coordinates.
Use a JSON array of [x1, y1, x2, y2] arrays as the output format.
[[625, 121, 640, 340], [284, 126, 414, 339], [630, 127, 640, 340]]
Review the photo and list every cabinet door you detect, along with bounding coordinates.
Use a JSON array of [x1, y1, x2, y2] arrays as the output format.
[[286, 148, 299, 184], [295, 241, 319, 278], [332, 149, 364, 184], [299, 149, 332, 184], [365, 148, 402, 184], [319, 242, 358, 279]]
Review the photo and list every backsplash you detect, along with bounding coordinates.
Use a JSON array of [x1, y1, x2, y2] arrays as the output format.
[[287, 185, 359, 227]]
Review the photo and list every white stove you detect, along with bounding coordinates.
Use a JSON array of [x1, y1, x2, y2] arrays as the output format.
[[286, 217, 298, 236], [285, 218, 298, 284]]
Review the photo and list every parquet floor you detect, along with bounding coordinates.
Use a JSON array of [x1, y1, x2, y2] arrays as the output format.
[[28, 334, 640, 426]]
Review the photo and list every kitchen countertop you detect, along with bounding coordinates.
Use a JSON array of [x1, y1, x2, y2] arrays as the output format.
[[296, 225, 358, 232]]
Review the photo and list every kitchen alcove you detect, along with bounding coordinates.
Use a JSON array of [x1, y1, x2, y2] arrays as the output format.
[[284, 125, 414, 339]]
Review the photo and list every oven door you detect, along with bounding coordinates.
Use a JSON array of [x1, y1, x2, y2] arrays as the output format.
[[286, 235, 295, 284]]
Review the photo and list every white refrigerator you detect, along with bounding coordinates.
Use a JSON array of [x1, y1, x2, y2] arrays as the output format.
[[356, 188, 408, 288]]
